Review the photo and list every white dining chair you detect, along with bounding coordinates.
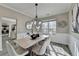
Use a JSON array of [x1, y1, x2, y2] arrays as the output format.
[[6, 41, 29, 56], [32, 36, 51, 55], [10, 31, 16, 40]]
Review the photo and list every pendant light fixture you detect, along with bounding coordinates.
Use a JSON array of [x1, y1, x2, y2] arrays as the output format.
[[34, 3, 41, 27]]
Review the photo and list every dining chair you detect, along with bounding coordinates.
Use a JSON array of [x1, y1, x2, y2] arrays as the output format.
[[32, 36, 51, 56], [6, 41, 29, 56]]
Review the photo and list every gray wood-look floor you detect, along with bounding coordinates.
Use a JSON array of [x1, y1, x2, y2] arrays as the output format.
[[49, 42, 72, 56]]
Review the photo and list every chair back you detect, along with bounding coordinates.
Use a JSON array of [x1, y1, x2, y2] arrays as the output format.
[[39, 37, 51, 55], [6, 41, 17, 56]]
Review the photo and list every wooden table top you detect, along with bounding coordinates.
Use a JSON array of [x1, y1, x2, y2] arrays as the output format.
[[14, 35, 49, 49]]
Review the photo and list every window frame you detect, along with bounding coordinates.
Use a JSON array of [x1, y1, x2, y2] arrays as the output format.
[[41, 20, 56, 35]]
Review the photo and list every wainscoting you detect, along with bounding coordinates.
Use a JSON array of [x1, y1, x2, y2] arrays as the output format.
[[51, 33, 69, 45]]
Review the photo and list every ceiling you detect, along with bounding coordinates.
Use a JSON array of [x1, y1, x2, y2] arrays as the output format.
[[1, 3, 72, 18]]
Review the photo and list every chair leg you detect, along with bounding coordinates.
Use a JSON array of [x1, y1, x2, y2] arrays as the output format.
[[28, 47, 32, 56]]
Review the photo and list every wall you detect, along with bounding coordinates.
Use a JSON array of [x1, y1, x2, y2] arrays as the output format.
[[40, 12, 69, 33], [40, 13, 69, 45], [53, 13, 69, 45], [56, 13, 69, 33], [0, 5, 32, 34], [52, 33, 69, 45]]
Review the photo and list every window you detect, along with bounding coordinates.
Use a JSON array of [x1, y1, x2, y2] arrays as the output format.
[[42, 22, 49, 34], [41, 20, 56, 34], [49, 21, 56, 34]]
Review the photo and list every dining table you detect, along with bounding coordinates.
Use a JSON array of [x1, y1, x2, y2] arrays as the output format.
[[14, 35, 49, 49]]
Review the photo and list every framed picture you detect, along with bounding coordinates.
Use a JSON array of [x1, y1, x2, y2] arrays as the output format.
[[72, 4, 79, 33]]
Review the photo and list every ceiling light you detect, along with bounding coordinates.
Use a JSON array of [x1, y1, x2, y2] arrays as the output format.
[[34, 3, 41, 26]]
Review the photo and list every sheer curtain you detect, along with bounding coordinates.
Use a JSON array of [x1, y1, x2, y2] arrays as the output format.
[[41, 20, 56, 35], [42, 22, 49, 34]]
